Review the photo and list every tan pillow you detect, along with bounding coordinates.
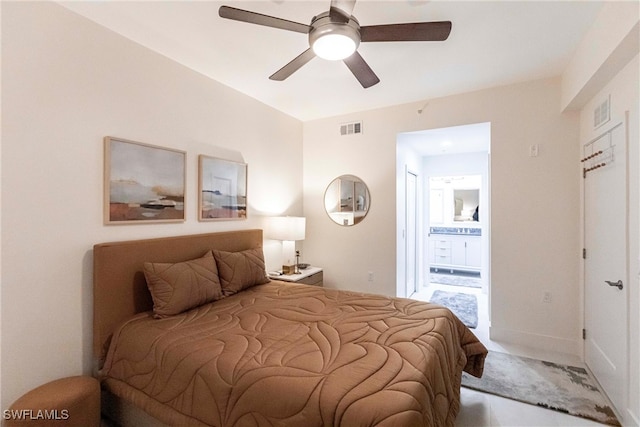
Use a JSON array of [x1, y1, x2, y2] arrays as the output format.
[[143, 250, 223, 318], [213, 247, 270, 296]]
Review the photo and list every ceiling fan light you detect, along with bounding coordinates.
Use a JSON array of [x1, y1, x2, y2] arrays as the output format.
[[312, 34, 357, 60]]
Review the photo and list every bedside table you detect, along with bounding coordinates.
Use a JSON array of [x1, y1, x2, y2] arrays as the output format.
[[270, 267, 323, 287]]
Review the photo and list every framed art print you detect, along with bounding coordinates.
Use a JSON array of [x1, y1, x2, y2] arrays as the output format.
[[104, 137, 186, 224], [198, 155, 247, 221]]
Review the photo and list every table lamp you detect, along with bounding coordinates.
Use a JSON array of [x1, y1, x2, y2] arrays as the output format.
[[266, 216, 306, 274]]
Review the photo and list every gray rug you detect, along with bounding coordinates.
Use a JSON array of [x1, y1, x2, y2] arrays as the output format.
[[429, 290, 477, 328], [462, 351, 621, 426], [430, 273, 482, 288]]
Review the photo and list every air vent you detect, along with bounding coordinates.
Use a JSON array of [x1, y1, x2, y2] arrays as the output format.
[[340, 121, 362, 136], [593, 95, 610, 129]]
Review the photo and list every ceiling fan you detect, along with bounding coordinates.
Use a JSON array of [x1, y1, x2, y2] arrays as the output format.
[[219, 0, 452, 88]]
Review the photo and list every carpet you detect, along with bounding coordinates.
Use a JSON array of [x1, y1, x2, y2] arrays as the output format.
[[429, 290, 478, 328], [430, 273, 482, 288], [461, 351, 620, 426]]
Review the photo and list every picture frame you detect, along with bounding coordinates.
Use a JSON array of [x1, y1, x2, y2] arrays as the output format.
[[104, 136, 186, 224], [198, 155, 247, 221]]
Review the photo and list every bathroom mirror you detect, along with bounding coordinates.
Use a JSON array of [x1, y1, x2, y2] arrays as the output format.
[[453, 189, 479, 221], [324, 175, 370, 226]]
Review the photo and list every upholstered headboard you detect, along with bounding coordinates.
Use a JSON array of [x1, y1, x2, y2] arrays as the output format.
[[93, 229, 264, 366]]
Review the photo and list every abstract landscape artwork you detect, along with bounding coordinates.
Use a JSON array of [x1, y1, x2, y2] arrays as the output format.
[[198, 155, 247, 221], [104, 137, 186, 224]]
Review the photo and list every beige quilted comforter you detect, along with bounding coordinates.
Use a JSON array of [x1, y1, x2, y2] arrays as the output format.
[[102, 281, 487, 426]]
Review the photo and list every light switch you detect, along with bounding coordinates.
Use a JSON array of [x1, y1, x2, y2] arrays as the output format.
[[529, 144, 539, 157]]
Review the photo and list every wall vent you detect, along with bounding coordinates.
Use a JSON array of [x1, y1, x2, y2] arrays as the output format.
[[593, 95, 610, 129], [340, 121, 362, 136]]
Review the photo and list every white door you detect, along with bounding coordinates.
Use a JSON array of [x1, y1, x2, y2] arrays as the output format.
[[406, 171, 418, 297], [584, 121, 627, 412], [465, 238, 482, 269], [451, 237, 466, 267]]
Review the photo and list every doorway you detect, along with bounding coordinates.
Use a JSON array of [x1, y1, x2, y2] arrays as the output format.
[[397, 122, 491, 335]]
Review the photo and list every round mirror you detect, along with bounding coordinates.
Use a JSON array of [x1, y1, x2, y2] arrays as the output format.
[[324, 175, 371, 226]]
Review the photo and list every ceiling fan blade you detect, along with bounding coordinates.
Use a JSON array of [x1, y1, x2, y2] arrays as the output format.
[[270, 49, 316, 81], [219, 6, 310, 34], [329, 0, 356, 23], [360, 21, 452, 42], [343, 51, 380, 88]]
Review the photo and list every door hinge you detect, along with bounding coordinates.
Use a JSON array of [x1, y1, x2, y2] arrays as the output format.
[[582, 329, 586, 340], [582, 248, 587, 259]]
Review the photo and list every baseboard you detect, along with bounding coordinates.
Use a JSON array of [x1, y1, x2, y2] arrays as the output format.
[[626, 408, 640, 427], [489, 325, 582, 357]]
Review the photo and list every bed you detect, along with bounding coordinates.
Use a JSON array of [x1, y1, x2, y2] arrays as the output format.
[[94, 229, 487, 426]]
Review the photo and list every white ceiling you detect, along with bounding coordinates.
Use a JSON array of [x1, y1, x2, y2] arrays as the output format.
[[398, 122, 491, 156], [59, 0, 603, 122]]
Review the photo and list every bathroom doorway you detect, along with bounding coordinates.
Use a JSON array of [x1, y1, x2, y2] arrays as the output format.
[[397, 122, 491, 337]]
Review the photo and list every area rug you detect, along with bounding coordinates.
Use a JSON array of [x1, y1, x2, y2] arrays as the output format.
[[461, 351, 620, 426], [430, 273, 482, 288], [429, 290, 477, 328]]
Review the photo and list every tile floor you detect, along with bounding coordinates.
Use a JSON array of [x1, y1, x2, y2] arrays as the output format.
[[412, 282, 609, 427]]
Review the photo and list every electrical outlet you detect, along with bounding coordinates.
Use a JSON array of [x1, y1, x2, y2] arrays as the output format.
[[543, 291, 552, 303], [368, 271, 374, 282]]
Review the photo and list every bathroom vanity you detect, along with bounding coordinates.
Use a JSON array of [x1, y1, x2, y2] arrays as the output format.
[[429, 227, 481, 273], [428, 175, 482, 274]]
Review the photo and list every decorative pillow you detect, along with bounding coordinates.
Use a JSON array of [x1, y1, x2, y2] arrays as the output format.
[[213, 247, 270, 296], [143, 250, 223, 318]]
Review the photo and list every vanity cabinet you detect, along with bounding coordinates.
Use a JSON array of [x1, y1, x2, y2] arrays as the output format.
[[431, 238, 452, 265], [461, 237, 481, 268], [429, 234, 481, 272]]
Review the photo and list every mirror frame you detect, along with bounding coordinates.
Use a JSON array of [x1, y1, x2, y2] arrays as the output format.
[[324, 174, 371, 226]]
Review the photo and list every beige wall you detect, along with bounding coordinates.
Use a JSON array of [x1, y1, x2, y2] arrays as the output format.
[[1, 2, 302, 408], [303, 77, 582, 355]]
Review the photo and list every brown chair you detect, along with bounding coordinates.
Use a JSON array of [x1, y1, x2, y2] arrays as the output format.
[[5, 376, 100, 427]]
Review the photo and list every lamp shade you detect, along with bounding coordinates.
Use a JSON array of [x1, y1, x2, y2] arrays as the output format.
[[266, 216, 306, 241]]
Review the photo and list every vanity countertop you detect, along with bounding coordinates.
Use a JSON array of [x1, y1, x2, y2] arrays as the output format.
[[430, 226, 482, 236]]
